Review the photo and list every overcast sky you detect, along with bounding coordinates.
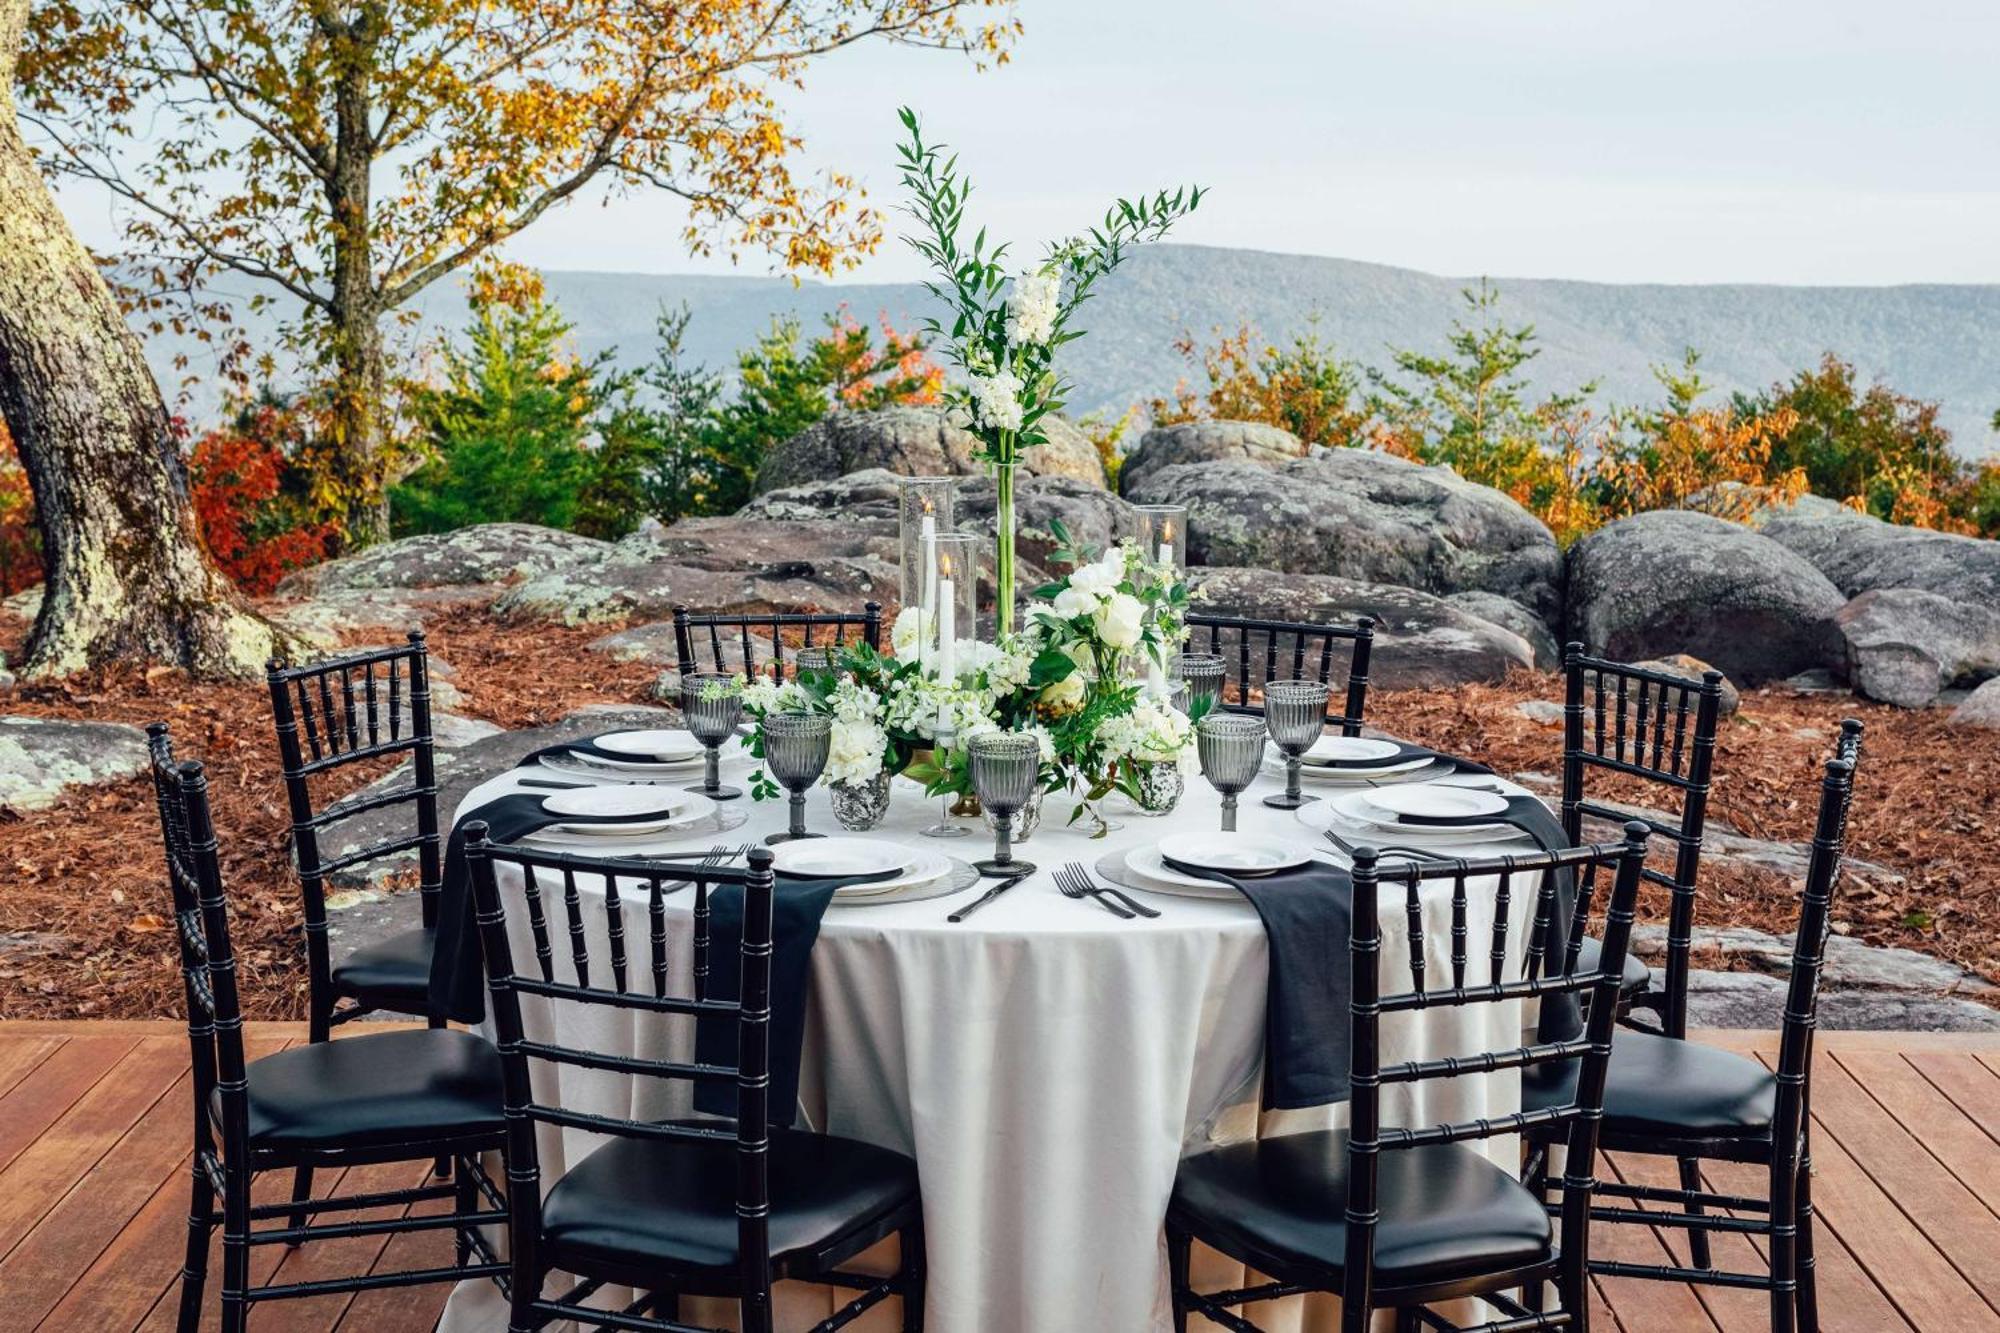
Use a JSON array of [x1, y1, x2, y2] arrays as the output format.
[[59, 0, 2000, 288]]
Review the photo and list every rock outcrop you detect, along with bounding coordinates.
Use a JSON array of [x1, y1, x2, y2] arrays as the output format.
[[278, 523, 609, 595], [1950, 678, 2000, 730], [1117, 420, 1307, 496], [0, 716, 150, 812], [1629, 654, 1742, 719], [1565, 510, 1845, 684], [1835, 588, 2000, 707], [1185, 567, 1536, 690], [1127, 447, 1563, 625], [1759, 500, 2000, 605], [751, 407, 1106, 494]]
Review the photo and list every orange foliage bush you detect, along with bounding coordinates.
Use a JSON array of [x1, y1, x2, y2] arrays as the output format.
[[189, 405, 339, 594], [0, 423, 40, 596]]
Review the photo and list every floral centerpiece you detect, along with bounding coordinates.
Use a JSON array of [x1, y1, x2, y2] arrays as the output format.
[[896, 107, 1202, 633]]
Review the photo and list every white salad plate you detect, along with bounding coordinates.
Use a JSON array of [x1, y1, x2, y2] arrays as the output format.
[[1273, 757, 1455, 787], [1117, 845, 1247, 900], [1298, 736, 1432, 774], [1157, 832, 1313, 875], [1359, 784, 1510, 826], [592, 729, 708, 763], [1300, 795, 1527, 847], [770, 838, 913, 882]]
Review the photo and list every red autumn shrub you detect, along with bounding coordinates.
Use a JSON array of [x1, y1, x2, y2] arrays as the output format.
[[189, 405, 339, 594], [0, 423, 42, 595]]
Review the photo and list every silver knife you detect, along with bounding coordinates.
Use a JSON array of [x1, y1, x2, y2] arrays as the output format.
[[946, 870, 1032, 923]]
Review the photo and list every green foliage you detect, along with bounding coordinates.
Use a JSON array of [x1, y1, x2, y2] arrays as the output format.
[[392, 293, 623, 534], [1151, 317, 1365, 447], [1364, 280, 1596, 500]]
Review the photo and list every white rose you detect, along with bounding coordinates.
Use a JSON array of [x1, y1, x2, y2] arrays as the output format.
[[1039, 673, 1085, 712], [826, 718, 885, 786], [891, 605, 927, 658], [1050, 585, 1101, 621], [1094, 591, 1145, 651], [1068, 549, 1125, 598]]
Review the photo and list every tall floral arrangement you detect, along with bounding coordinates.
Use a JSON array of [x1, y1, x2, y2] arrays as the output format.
[[895, 107, 1202, 632]]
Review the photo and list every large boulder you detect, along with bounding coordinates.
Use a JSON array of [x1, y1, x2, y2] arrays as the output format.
[[751, 407, 1106, 494], [1564, 510, 1845, 684], [0, 716, 149, 812], [1837, 588, 2000, 707], [493, 519, 898, 626], [1118, 420, 1307, 496], [737, 467, 1139, 590], [1443, 591, 1560, 670], [1184, 567, 1536, 690], [1125, 447, 1563, 626], [1758, 501, 2000, 605], [1629, 654, 1742, 719], [278, 523, 609, 595], [1951, 678, 2000, 730]]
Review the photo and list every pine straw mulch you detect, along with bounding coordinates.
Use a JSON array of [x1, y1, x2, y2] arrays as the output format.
[[0, 603, 1994, 1021]]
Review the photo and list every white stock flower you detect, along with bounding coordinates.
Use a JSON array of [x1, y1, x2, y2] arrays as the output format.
[[1004, 269, 1060, 346], [970, 368, 1025, 433], [1093, 591, 1146, 652]]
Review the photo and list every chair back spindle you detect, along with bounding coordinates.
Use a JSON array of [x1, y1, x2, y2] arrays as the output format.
[[1185, 612, 1375, 733], [672, 603, 882, 683]]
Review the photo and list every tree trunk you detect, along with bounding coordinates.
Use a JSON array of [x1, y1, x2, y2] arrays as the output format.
[[325, 15, 392, 547], [0, 0, 287, 678]]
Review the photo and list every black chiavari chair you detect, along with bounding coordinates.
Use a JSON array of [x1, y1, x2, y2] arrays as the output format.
[[1166, 822, 1651, 1333], [1560, 643, 1727, 1023], [1524, 723, 1863, 1332], [466, 833, 926, 1333], [146, 724, 507, 1333], [672, 603, 882, 684], [1184, 612, 1375, 735], [265, 629, 446, 1034]]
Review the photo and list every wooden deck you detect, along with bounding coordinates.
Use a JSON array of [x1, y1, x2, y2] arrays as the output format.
[[0, 1023, 1995, 1332]]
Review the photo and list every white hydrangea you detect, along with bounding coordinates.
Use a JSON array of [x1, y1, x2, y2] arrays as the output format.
[[1004, 268, 1061, 346], [969, 368, 1025, 433], [1098, 697, 1196, 772], [826, 716, 887, 785], [742, 676, 806, 717]]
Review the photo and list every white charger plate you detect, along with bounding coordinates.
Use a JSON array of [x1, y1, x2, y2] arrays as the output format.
[[541, 784, 697, 821], [593, 729, 707, 763], [1158, 832, 1313, 875], [1297, 796, 1527, 848], [1118, 845, 1245, 900]]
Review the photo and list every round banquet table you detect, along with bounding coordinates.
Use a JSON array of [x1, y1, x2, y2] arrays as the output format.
[[437, 753, 1551, 1333]]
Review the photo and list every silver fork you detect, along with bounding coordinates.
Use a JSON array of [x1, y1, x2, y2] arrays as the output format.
[[1058, 862, 1161, 918], [1053, 864, 1137, 919]]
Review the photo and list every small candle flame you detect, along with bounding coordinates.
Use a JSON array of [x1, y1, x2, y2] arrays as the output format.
[[1160, 520, 1175, 544], [939, 553, 953, 578], [921, 494, 934, 513]]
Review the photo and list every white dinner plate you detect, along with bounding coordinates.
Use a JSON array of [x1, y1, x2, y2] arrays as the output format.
[[535, 786, 715, 837], [770, 838, 914, 882], [1362, 784, 1511, 823], [1292, 757, 1454, 786], [1118, 845, 1249, 900], [1300, 736, 1408, 768], [1157, 832, 1312, 875], [1299, 796, 1529, 847], [593, 729, 707, 763]]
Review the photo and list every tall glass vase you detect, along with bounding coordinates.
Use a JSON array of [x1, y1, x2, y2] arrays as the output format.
[[993, 458, 1019, 637]]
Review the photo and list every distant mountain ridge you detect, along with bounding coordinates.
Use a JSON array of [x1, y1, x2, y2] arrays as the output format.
[[146, 244, 2000, 451]]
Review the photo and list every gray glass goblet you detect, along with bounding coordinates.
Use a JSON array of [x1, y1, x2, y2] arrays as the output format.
[[1262, 678, 1331, 810], [1196, 714, 1267, 833], [793, 647, 836, 679], [1174, 652, 1226, 715], [682, 672, 744, 801], [969, 733, 1042, 877], [762, 711, 832, 845]]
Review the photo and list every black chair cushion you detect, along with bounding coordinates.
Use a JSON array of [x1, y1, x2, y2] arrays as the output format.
[[1524, 1030, 1776, 1140], [1573, 936, 1650, 996], [218, 1029, 503, 1151], [541, 1124, 919, 1276], [1170, 1130, 1551, 1287], [330, 925, 438, 1014]]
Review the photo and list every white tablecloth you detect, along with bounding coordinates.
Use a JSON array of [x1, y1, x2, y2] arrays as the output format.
[[438, 757, 1547, 1333]]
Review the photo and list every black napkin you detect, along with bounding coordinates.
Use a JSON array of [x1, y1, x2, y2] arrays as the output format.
[[1163, 790, 1580, 1109], [1165, 856, 1361, 1110], [428, 790, 661, 1022], [692, 867, 899, 1127]]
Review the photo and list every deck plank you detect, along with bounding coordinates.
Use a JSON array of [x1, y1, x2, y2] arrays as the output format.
[[3, 1021, 1996, 1333]]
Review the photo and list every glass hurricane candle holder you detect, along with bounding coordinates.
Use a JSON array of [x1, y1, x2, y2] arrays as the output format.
[[1196, 714, 1267, 833], [927, 533, 979, 686], [898, 477, 959, 662], [682, 672, 745, 801], [1174, 651, 1227, 715], [762, 712, 832, 845], [1131, 503, 1187, 574], [1262, 678, 1331, 810], [969, 732, 1041, 876]]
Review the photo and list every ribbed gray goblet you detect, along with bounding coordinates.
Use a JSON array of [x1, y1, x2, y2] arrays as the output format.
[[1196, 714, 1267, 832], [1262, 678, 1331, 810], [969, 733, 1042, 876], [682, 672, 745, 801], [793, 646, 836, 678], [762, 711, 832, 845], [1174, 652, 1226, 714]]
